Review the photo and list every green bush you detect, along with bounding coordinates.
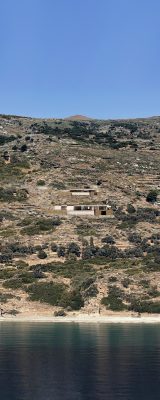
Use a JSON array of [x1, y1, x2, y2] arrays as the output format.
[[122, 278, 131, 288], [127, 204, 136, 214], [21, 217, 61, 236], [3, 279, 24, 290], [0, 135, 16, 145], [27, 282, 66, 305], [54, 309, 66, 317], [140, 279, 150, 288], [30, 260, 94, 279], [37, 250, 47, 259], [129, 300, 160, 314], [146, 190, 158, 203], [59, 290, 84, 310], [0, 269, 15, 279], [101, 285, 126, 311], [0, 187, 28, 202], [26, 282, 84, 310], [67, 242, 81, 257], [101, 296, 126, 311], [108, 276, 117, 283], [37, 180, 46, 186], [84, 284, 98, 298]]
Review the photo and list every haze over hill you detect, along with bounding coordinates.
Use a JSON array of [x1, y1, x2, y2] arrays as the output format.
[[0, 113, 159, 319], [65, 114, 92, 121]]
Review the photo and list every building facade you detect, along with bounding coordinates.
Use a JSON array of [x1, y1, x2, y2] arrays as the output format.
[[53, 204, 113, 217]]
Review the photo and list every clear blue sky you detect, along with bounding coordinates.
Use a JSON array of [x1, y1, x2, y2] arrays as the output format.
[[0, 0, 160, 119]]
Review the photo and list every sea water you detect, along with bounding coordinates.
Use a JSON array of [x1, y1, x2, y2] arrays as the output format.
[[0, 322, 160, 400]]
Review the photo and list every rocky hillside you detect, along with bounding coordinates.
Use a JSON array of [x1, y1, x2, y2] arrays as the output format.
[[0, 114, 159, 317]]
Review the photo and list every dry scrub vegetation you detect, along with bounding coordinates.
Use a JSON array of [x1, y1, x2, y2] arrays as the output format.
[[0, 114, 159, 316]]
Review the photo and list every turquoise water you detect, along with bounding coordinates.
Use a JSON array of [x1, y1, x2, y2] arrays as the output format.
[[0, 322, 160, 400]]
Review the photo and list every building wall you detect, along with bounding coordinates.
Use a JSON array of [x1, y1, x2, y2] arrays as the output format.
[[71, 191, 90, 196], [67, 210, 94, 216], [53, 205, 113, 217]]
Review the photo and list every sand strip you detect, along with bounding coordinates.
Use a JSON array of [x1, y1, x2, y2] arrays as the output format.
[[1, 314, 160, 324]]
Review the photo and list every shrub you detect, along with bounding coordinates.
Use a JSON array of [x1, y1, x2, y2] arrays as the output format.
[[101, 285, 126, 311], [0, 253, 12, 263], [32, 268, 45, 279], [51, 181, 66, 189], [57, 246, 66, 257], [16, 260, 29, 269], [72, 275, 96, 291], [3, 279, 24, 290], [128, 233, 142, 244], [108, 276, 117, 283], [101, 235, 115, 245], [140, 279, 150, 289], [27, 282, 84, 310], [27, 282, 66, 305], [0, 269, 15, 279], [20, 144, 28, 152], [84, 284, 98, 298], [77, 222, 95, 236], [127, 204, 136, 214], [146, 190, 158, 203], [37, 250, 47, 259], [22, 217, 61, 235], [0, 187, 28, 202], [0, 135, 16, 145], [101, 296, 125, 311], [129, 300, 160, 313], [54, 309, 66, 317], [147, 286, 160, 298], [51, 243, 58, 252], [59, 290, 84, 310], [67, 242, 81, 257], [121, 278, 130, 288], [37, 180, 45, 186]]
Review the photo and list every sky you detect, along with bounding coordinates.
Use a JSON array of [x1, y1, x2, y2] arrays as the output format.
[[0, 0, 160, 119]]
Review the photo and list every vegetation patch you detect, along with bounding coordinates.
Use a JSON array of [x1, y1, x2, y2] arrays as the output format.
[[21, 217, 61, 235], [101, 286, 126, 311], [0, 293, 17, 304], [0, 187, 28, 202], [30, 260, 94, 279], [26, 282, 84, 310]]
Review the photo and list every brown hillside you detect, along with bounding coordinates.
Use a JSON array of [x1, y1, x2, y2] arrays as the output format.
[[65, 114, 92, 121]]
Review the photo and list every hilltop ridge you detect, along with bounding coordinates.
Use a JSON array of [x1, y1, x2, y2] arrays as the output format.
[[65, 114, 92, 121]]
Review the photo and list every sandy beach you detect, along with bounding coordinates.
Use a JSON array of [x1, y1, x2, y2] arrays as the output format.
[[1, 313, 160, 324]]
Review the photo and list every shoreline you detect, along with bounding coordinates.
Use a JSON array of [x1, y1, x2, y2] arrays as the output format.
[[1, 313, 160, 324]]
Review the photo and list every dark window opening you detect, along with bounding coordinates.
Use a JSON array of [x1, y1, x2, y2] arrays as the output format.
[[101, 211, 107, 215]]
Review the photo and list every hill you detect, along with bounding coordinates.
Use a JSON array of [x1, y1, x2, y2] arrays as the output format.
[[0, 113, 159, 318], [65, 114, 92, 121]]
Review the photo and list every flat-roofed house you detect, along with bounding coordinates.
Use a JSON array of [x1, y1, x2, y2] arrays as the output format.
[[53, 204, 113, 217], [70, 188, 97, 197]]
